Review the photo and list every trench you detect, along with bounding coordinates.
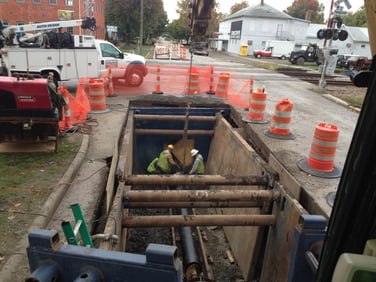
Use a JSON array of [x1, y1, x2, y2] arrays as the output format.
[[94, 95, 288, 282]]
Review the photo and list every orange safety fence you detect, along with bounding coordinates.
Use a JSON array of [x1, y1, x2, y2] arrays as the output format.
[[58, 83, 91, 131], [75, 64, 251, 109]]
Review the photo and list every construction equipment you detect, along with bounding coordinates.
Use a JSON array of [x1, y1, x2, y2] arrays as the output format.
[[0, 76, 59, 152]]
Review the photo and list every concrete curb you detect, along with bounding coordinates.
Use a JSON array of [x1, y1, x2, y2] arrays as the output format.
[[0, 134, 90, 281], [322, 93, 361, 113]]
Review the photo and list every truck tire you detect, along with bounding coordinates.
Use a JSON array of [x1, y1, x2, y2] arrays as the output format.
[[281, 55, 286, 60], [255, 54, 261, 58], [296, 57, 305, 65], [126, 68, 144, 87]]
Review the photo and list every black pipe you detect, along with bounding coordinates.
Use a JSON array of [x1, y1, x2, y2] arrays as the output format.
[[176, 185, 202, 281], [316, 56, 376, 281]]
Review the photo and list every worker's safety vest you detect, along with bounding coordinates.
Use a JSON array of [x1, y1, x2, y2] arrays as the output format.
[[195, 155, 205, 174], [147, 157, 158, 173], [156, 150, 171, 173]]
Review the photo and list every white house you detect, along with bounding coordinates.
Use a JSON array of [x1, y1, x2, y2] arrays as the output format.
[[216, 2, 371, 58]]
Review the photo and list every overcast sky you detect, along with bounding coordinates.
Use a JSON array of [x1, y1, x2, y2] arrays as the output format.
[[163, 0, 363, 22]]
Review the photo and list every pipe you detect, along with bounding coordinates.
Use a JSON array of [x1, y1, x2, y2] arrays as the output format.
[[25, 263, 61, 282], [134, 129, 213, 136], [134, 114, 216, 122], [124, 200, 263, 208], [125, 174, 269, 186], [179, 208, 202, 281], [123, 214, 276, 227], [123, 189, 279, 202]]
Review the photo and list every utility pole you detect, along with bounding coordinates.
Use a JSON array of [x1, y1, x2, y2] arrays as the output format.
[[139, 0, 143, 54]]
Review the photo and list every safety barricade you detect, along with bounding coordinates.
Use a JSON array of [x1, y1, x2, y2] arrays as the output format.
[[181, 48, 188, 60], [154, 45, 170, 60], [215, 73, 230, 98], [243, 79, 268, 123], [264, 98, 295, 140], [87, 79, 111, 113], [297, 123, 342, 178], [107, 66, 116, 97]]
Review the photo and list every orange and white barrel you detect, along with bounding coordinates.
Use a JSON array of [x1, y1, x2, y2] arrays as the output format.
[[186, 72, 200, 95], [88, 79, 110, 113], [215, 73, 230, 97], [264, 98, 294, 139], [298, 123, 342, 178], [243, 84, 268, 124]]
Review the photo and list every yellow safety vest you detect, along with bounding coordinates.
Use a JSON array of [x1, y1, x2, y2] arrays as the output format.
[[157, 150, 171, 173]]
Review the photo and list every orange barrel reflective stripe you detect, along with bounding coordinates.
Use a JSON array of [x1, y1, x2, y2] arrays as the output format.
[[215, 73, 230, 97], [297, 123, 342, 178], [88, 79, 110, 113], [186, 72, 200, 95], [264, 98, 295, 139]]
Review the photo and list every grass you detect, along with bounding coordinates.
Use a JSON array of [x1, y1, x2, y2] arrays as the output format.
[[0, 135, 81, 264]]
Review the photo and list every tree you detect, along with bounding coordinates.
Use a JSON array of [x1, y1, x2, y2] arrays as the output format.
[[230, 1, 249, 15], [284, 0, 325, 24], [105, 0, 167, 44], [342, 6, 366, 27]]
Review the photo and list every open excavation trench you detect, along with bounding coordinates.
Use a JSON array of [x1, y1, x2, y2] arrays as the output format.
[[97, 95, 309, 282]]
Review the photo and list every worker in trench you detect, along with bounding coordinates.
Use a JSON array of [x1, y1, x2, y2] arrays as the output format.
[[189, 148, 205, 175], [148, 144, 181, 174]]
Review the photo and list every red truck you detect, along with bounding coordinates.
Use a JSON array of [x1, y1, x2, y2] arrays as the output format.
[[344, 55, 372, 70]]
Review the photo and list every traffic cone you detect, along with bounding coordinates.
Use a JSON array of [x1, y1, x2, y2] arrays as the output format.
[[298, 123, 342, 178], [206, 65, 216, 95], [264, 98, 295, 140], [107, 66, 117, 97], [152, 65, 163, 94], [242, 78, 268, 124]]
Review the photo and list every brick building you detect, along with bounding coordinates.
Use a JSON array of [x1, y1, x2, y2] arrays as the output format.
[[0, 0, 105, 39]]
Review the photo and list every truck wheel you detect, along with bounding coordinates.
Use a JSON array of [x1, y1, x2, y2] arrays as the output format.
[[256, 54, 261, 58], [281, 55, 286, 60], [126, 69, 144, 87], [296, 57, 305, 65]]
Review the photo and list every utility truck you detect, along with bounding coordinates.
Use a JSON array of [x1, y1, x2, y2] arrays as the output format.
[[0, 18, 147, 86], [253, 40, 295, 60]]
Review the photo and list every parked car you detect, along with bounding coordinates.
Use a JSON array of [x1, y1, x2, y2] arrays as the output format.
[[344, 55, 372, 70], [192, 42, 209, 56]]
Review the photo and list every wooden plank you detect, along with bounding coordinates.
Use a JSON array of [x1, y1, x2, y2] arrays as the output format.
[[206, 115, 275, 280], [260, 184, 308, 281]]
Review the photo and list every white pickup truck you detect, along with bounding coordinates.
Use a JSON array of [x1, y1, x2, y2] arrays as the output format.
[[0, 34, 148, 86]]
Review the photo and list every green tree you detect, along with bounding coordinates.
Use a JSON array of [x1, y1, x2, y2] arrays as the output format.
[[284, 0, 325, 23], [105, 0, 167, 43], [342, 6, 367, 27], [230, 1, 249, 15]]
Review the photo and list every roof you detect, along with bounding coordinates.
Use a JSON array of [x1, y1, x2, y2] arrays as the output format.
[[224, 3, 294, 21]]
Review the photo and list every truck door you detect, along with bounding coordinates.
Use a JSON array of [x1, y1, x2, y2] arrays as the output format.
[[98, 42, 125, 77]]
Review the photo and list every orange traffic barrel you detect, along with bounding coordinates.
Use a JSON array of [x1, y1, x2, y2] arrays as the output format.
[[243, 82, 268, 124], [88, 79, 111, 113], [186, 72, 200, 95], [264, 98, 295, 139], [215, 73, 230, 97], [298, 123, 342, 178]]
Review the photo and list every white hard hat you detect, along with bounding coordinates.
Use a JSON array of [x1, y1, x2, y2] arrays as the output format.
[[191, 149, 199, 156]]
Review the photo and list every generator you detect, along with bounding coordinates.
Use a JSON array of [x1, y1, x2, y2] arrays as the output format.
[[0, 76, 59, 152]]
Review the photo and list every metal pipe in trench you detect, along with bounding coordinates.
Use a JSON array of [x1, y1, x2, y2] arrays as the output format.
[[122, 214, 276, 227], [134, 128, 214, 136], [124, 200, 263, 209], [125, 174, 269, 186], [123, 189, 279, 202], [134, 114, 216, 122]]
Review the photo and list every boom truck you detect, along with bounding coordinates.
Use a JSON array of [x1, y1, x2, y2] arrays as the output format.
[[0, 18, 147, 86]]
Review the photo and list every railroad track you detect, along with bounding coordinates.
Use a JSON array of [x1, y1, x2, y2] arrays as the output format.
[[277, 68, 354, 86]]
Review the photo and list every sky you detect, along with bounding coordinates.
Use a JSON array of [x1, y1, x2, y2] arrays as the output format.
[[163, 0, 364, 22]]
